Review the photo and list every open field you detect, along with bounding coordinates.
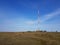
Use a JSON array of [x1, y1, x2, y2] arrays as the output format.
[[0, 32, 60, 45]]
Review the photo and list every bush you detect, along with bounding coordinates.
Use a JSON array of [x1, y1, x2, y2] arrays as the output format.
[[27, 31, 32, 32], [44, 30, 47, 32]]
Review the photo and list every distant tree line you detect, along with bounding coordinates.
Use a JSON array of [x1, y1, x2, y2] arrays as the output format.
[[27, 30, 47, 32]]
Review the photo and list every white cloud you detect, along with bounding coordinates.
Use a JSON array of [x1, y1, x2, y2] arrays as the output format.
[[26, 8, 60, 25], [25, 20, 38, 26], [26, 21, 34, 25], [41, 9, 60, 22], [1, 8, 60, 31]]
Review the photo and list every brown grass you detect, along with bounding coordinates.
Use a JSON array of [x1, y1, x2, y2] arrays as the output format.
[[0, 32, 60, 45]]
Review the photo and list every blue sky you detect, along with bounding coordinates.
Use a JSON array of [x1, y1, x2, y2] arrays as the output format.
[[0, 0, 60, 32]]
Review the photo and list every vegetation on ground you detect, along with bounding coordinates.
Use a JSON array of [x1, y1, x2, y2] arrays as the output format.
[[0, 32, 60, 45]]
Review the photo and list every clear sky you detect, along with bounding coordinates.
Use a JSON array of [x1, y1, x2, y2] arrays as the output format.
[[0, 0, 60, 32]]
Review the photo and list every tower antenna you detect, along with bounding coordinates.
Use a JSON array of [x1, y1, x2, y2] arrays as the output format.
[[36, 5, 40, 31], [37, 9, 40, 31]]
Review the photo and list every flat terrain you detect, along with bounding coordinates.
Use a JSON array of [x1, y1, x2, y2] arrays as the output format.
[[0, 32, 60, 45]]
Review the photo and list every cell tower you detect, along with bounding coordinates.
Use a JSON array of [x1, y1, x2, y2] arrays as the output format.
[[37, 9, 40, 31], [36, 9, 40, 32]]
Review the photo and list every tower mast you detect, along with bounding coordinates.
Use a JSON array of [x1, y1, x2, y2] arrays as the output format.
[[37, 9, 40, 31]]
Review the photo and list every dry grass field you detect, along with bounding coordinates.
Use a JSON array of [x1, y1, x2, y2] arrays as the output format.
[[0, 32, 60, 45]]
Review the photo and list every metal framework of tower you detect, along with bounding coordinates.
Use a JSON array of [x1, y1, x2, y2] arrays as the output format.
[[37, 10, 40, 31], [36, 9, 40, 31]]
